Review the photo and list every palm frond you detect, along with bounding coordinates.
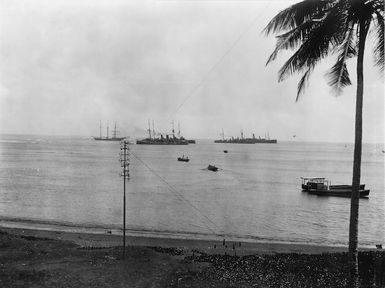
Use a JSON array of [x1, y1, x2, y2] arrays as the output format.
[[371, 0, 384, 11], [326, 22, 355, 94], [373, 10, 384, 73], [326, 59, 352, 95], [264, 0, 335, 35], [277, 4, 349, 82], [266, 20, 317, 65], [296, 67, 313, 101], [265, 0, 383, 102]]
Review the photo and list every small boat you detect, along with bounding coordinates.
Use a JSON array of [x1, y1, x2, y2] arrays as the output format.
[[177, 156, 189, 162], [301, 177, 369, 198], [207, 165, 218, 172], [223, 150, 228, 153]]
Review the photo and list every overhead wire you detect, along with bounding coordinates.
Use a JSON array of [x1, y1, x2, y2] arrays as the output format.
[[130, 151, 223, 235], [170, 2, 271, 119], [124, 4, 272, 237]]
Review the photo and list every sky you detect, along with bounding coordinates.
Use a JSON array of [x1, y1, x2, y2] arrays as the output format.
[[0, 0, 384, 143]]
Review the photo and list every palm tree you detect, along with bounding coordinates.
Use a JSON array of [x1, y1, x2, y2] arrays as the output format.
[[264, 0, 383, 286]]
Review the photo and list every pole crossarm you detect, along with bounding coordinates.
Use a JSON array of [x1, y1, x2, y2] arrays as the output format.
[[119, 140, 130, 259]]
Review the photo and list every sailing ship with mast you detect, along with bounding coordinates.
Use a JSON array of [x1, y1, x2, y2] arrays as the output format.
[[93, 121, 126, 141], [136, 120, 195, 145], [214, 129, 277, 144]]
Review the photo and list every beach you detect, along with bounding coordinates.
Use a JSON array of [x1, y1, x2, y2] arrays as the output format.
[[1, 226, 384, 287], [0, 226, 352, 255]]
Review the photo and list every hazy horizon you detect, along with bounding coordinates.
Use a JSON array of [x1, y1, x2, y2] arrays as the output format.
[[1, 132, 385, 146], [1, 0, 384, 143]]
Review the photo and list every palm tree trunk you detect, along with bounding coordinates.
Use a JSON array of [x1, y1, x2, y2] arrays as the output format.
[[348, 19, 369, 288]]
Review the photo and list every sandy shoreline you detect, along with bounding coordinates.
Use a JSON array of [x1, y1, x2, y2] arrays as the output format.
[[1, 225, 383, 287], [0, 225, 360, 256]]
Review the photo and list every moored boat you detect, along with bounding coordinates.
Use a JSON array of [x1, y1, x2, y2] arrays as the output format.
[[330, 184, 365, 190], [301, 177, 369, 198], [308, 189, 370, 198], [207, 164, 218, 172], [177, 156, 189, 162]]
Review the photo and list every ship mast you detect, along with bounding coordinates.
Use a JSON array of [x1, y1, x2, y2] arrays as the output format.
[[113, 122, 117, 138], [152, 120, 155, 138], [178, 121, 181, 138], [241, 129, 244, 140], [221, 128, 225, 140], [171, 120, 175, 138], [99, 120, 102, 138], [147, 119, 152, 139], [107, 121, 109, 139]]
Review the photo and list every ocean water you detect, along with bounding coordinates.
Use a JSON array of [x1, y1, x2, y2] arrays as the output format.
[[0, 134, 384, 247]]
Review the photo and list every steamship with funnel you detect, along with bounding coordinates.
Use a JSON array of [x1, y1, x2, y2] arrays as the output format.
[[93, 121, 126, 141], [214, 129, 277, 144], [136, 121, 195, 145]]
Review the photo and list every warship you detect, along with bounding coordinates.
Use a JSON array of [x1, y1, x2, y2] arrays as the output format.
[[214, 129, 277, 144], [136, 121, 194, 145]]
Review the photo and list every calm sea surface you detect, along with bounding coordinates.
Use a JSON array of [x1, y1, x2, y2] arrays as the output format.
[[0, 134, 384, 247]]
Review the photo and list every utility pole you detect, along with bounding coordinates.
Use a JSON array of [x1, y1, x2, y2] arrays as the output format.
[[120, 140, 130, 259]]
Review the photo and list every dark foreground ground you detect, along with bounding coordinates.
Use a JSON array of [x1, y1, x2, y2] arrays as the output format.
[[0, 229, 384, 288]]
